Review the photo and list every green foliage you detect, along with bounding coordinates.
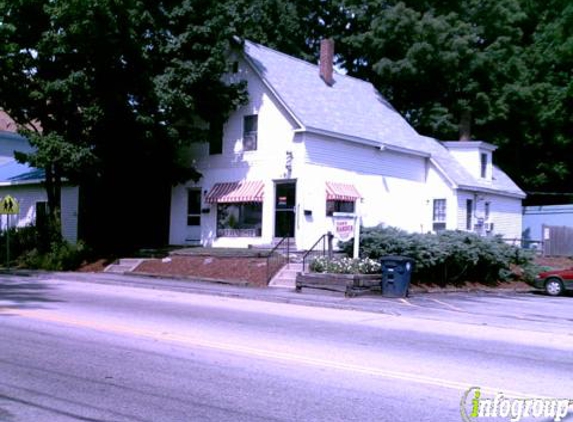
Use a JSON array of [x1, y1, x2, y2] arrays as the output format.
[[0, 226, 39, 263], [0, 0, 249, 252], [340, 226, 534, 285], [0, 224, 88, 270], [310, 256, 381, 274], [19, 241, 89, 271]]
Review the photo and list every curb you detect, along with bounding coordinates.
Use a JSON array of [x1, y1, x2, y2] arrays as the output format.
[[130, 271, 250, 287]]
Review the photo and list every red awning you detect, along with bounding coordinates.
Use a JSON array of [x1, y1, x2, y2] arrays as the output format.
[[326, 182, 361, 201], [205, 181, 264, 204]]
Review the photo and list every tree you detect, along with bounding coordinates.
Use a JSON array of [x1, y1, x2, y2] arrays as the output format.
[[494, 0, 573, 203], [330, 0, 572, 204], [0, 0, 247, 251], [337, 0, 528, 139]]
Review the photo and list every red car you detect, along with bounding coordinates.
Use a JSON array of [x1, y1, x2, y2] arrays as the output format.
[[532, 267, 573, 296]]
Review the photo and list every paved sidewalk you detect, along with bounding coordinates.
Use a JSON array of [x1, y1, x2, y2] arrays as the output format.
[[5, 268, 568, 335], [37, 270, 536, 316]]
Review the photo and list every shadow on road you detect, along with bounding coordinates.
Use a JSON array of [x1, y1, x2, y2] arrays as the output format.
[[0, 274, 62, 311]]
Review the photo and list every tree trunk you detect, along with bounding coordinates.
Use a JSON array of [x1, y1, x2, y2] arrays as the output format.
[[41, 165, 63, 249]]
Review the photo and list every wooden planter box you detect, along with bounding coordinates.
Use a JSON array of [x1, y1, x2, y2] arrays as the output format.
[[295, 273, 381, 297]]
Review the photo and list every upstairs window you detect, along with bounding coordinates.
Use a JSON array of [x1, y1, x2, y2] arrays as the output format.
[[432, 199, 446, 232], [480, 153, 488, 178], [209, 122, 223, 155], [243, 115, 258, 151]]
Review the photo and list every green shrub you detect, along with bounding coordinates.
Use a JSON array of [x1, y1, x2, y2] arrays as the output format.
[[19, 241, 89, 271], [0, 225, 40, 264], [340, 225, 534, 285], [309, 256, 381, 274], [0, 224, 90, 271]]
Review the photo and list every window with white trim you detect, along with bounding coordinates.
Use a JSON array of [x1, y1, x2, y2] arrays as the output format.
[[243, 115, 258, 151], [326, 200, 355, 216], [466, 199, 473, 230], [187, 190, 201, 226], [217, 203, 262, 237], [480, 153, 488, 178], [432, 199, 446, 232]]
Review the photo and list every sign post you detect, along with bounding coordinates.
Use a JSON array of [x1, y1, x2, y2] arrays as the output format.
[[332, 212, 360, 259], [0, 195, 20, 270]]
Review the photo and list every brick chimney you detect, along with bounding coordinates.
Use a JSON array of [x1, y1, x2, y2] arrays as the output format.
[[319, 39, 335, 86]]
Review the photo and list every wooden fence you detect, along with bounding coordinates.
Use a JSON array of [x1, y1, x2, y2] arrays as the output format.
[[542, 225, 573, 257]]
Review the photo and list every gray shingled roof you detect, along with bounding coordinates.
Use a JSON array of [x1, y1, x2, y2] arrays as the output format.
[[242, 40, 525, 198]]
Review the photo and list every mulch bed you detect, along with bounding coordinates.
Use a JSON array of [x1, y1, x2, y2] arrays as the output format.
[[77, 258, 113, 272], [533, 256, 573, 269], [134, 255, 270, 287]]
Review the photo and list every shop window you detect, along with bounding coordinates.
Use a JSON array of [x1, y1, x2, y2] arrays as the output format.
[[326, 200, 355, 216], [217, 202, 262, 237]]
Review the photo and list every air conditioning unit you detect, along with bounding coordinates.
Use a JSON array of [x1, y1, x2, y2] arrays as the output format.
[[484, 222, 494, 232], [243, 134, 257, 151]]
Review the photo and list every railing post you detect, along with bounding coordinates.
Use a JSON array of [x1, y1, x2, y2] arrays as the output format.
[[327, 231, 333, 259], [286, 237, 290, 267]]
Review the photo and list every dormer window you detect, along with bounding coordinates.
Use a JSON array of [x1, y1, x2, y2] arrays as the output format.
[[480, 153, 487, 178], [243, 115, 258, 151]]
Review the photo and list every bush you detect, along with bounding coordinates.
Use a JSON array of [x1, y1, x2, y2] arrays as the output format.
[[0, 225, 40, 265], [309, 256, 381, 274], [339, 225, 535, 286], [19, 241, 89, 271]]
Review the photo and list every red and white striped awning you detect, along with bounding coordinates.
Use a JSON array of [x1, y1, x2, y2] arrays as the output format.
[[326, 182, 361, 201], [205, 181, 264, 204]]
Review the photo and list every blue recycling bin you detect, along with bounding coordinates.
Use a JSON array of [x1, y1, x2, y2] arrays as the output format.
[[380, 255, 415, 297]]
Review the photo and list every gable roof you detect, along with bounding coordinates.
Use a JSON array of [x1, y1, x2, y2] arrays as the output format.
[[0, 159, 45, 184], [242, 40, 525, 199], [0, 130, 44, 185]]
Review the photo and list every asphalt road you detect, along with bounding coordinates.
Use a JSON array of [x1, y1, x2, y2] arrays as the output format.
[[0, 273, 572, 422]]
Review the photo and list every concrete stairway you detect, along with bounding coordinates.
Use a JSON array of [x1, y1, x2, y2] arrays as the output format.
[[104, 258, 144, 274], [268, 261, 303, 288]]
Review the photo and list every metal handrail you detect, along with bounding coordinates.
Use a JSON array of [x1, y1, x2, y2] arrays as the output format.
[[265, 236, 290, 283], [302, 233, 330, 273]]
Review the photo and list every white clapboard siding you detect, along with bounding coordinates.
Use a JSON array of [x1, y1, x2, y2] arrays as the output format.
[[0, 185, 78, 243], [456, 190, 522, 239], [303, 133, 425, 182], [60, 186, 79, 243], [0, 185, 46, 231]]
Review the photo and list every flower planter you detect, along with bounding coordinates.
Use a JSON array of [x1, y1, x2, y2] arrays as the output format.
[[295, 272, 381, 297]]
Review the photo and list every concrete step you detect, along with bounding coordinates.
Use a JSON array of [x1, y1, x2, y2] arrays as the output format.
[[268, 262, 302, 287], [104, 264, 135, 274], [118, 258, 143, 266], [104, 258, 144, 273], [270, 279, 296, 288]]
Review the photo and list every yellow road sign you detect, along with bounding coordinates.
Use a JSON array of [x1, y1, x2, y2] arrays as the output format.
[[0, 195, 19, 214]]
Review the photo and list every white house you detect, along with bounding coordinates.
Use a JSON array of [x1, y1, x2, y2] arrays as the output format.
[[0, 113, 79, 243], [169, 39, 525, 250]]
